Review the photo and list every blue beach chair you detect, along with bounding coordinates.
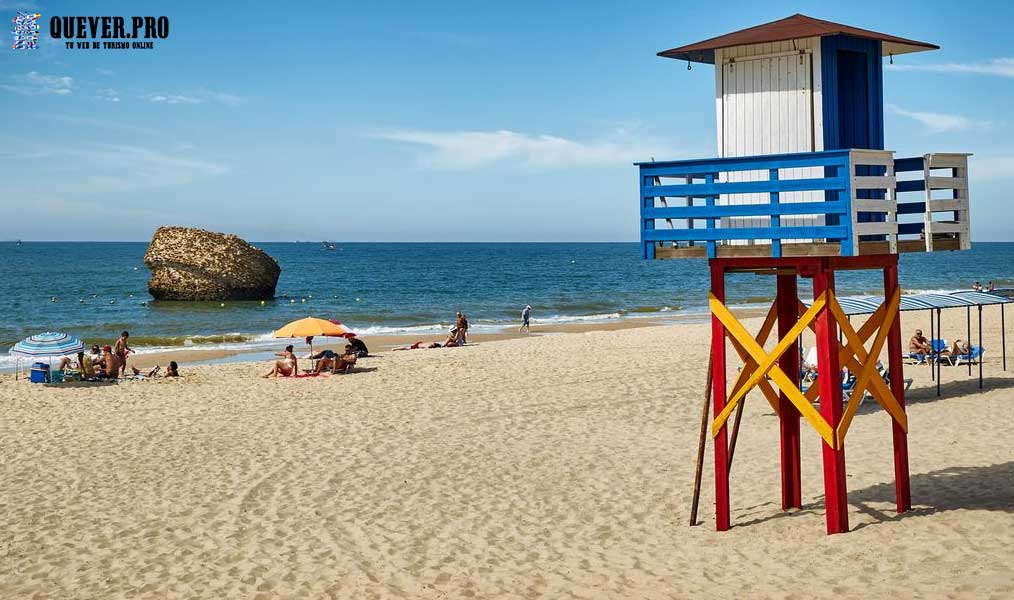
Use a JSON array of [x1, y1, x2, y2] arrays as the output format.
[[947, 345, 985, 366]]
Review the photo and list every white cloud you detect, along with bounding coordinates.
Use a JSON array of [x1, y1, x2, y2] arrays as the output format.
[[96, 88, 120, 103], [66, 144, 228, 193], [0, 71, 73, 96], [145, 89, 244, 107], [887, 58, 1014, 78], [373, 128, 671, 170], [885, 103, 991, 133], [147, 94, 202, 105], [4, 140, 227, 194]]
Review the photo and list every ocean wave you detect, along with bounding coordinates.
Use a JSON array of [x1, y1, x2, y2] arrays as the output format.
[[627, 305, 680, 314], [0, 309, 700, 371]]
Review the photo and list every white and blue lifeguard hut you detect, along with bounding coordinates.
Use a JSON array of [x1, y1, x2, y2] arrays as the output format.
[[640, 13, 971, 259], [645, 15, 977, 536]]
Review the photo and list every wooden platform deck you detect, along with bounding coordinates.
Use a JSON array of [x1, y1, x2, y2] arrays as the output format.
[[653, 237, 960, 259]]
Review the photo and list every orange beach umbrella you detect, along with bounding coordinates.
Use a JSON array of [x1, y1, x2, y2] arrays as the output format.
[[273, 317, 351, 339]]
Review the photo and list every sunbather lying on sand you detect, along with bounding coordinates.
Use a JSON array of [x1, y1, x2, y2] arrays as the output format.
[[394, 341, 442, 350], [950, 339, 971, 356]]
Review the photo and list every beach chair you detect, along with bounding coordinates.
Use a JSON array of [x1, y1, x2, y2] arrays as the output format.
[[334, 354, 358, 374], [840, 372, 860, 405], [948, 346, 985, 366], [802, 369, 863, 408]]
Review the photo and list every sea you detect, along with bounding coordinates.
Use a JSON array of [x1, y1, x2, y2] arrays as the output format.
[[2, 241, 1012, 368]]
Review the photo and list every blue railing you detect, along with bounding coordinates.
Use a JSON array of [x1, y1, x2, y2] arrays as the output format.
[[638, 150, 857, 259]]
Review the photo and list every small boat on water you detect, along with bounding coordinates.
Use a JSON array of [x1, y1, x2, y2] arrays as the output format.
[[15, 239, 22, 246], [322, 241, 337, 250]]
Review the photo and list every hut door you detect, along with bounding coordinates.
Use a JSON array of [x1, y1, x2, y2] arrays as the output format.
[[835, 50, 870, 149], [720, 52, 816, 242]]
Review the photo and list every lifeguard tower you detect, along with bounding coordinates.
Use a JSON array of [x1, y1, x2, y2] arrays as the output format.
[[638, 14, 973, 534]]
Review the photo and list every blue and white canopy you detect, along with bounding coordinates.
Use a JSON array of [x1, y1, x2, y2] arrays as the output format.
[[807, 291, 1012, 316], [9, 332, 85, 358]]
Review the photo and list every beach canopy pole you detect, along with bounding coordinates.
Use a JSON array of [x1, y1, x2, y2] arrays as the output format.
[[967, 307, 972, 376], [689, 354, 713, 527], [1002, 304, 1007, 372], [979, 305, 983, 389], [936, 308, 942, 397]]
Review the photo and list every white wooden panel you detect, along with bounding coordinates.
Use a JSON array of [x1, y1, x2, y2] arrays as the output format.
[[925, 199, 967, 212], [927, 176, 968, 190], [719, 48, 817, 243]]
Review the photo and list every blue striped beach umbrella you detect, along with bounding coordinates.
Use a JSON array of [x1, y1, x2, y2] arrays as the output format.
[[9, 331, 85, 359]]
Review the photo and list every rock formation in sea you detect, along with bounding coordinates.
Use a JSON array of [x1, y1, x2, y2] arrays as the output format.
[[144, 226, 281, 301]]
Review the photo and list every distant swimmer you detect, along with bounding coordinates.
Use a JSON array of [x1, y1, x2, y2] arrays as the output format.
[[520, 305, 532, 333]]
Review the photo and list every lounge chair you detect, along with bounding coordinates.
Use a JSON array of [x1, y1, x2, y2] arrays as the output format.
[[334, 354, 357, 374], [943, 345, 985, 366]]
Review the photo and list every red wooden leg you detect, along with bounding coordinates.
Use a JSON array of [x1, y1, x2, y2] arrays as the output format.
[[814, 262, 849, 534], [884, 260, 911, 512], [777, 272, 802, 510], [710, 261, 731, 531]]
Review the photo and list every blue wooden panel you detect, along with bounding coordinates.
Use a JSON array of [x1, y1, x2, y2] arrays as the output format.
[[894, 156, 925, 173], [643, 226, 849, 242], [644, 201, 848, 220], [705, 173, 716, 258], [643, 177, 847, 198], [896, 202, 927, 215], [898, 222, 925, 235], [896, 179, 926, 193], [635, 150, 851, 174], [633, 150, 908, 258]]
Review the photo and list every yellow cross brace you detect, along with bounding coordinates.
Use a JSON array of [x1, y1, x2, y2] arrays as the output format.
[[795, 291, 908, 445], [827, 288, 907, 446], [709, 293, 836, 447], [726, 300, 781, 415]]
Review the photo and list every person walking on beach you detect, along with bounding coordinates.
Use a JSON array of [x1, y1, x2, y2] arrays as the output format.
[[520, 305, 532, 333], [114, 331, 134, 375]]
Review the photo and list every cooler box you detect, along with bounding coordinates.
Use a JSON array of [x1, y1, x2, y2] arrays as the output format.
[[29, 363, 51, 383]]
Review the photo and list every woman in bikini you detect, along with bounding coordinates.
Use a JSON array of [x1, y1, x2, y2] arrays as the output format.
[[263, 344, 298, 377]]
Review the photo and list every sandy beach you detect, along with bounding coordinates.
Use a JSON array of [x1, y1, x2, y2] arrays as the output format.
[[2, 308, 1013, 599]]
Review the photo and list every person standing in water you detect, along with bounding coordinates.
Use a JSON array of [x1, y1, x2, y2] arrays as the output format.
[[520, 305, 532, 333]]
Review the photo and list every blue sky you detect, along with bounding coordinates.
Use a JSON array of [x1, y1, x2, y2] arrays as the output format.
[[1, 0, 1012, 242]]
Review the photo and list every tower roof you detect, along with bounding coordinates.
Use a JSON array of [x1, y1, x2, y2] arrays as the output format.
[[659, 13, 938, 64]]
